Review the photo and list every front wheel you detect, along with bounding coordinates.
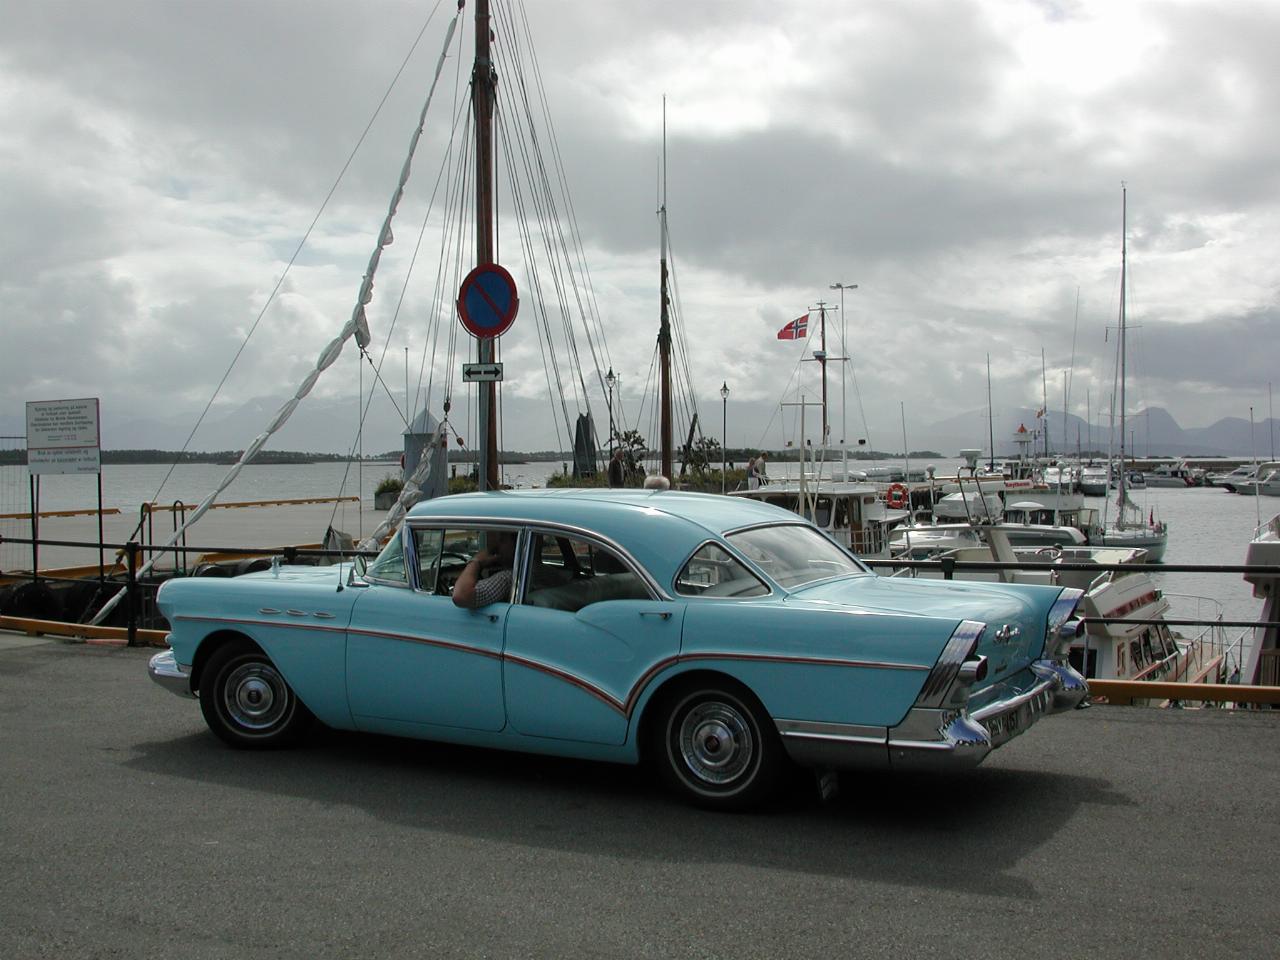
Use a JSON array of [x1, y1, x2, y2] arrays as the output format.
[[199, 640, 313, 749], [652, 681, 785, 810]]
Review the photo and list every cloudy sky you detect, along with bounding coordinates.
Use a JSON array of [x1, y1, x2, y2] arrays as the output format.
[[3, 0, 1278, 456]]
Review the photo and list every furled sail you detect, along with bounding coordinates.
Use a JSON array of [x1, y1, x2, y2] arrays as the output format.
[[90, 12, 460, 625]]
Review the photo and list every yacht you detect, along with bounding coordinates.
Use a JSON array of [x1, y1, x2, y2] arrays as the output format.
[[730, 478, 910, 557], [1142, 460, 1202, 488], [1236, 462, 1280, 497], [1079, 464, 1109, 497]]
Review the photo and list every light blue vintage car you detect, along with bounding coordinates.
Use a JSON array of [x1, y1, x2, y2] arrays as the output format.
[[149, 489, 1088, 809]]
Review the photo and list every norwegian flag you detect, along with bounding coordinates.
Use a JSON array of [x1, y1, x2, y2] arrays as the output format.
[[776, 314, 808, 340]]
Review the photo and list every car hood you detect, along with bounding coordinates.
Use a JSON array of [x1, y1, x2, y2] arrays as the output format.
[[793, 575, 1067, 681]]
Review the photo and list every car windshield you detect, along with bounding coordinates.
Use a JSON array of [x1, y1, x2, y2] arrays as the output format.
[[726, 524, 866, 588]]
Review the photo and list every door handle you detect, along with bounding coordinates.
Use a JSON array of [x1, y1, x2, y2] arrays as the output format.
[[640, 611, 672, 620]]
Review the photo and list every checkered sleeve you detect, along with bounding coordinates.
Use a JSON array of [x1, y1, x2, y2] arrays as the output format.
[[472, 568, 513, 607]]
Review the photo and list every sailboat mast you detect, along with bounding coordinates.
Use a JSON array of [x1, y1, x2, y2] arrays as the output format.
[[658, 102, 673, 480], [1117, 184, 1128, 527], [811, 301, 829, 449], [986, 353, 995, 470], [473, 0, 499, 491]]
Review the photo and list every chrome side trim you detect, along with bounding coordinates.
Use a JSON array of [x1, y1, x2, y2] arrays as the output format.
[[776, 718, 890, 771], [1045, 588, 1085, 656], [1029, 658, 1089, 712], [147, 649, 195, 699], [888, 710, 992, 771], [914, 620, 985, 708]]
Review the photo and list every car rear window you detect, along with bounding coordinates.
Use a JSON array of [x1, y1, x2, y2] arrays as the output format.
[[726, 524, 864, 588]]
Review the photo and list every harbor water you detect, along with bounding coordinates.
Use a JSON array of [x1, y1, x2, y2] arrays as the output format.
[[2, 458, 1273, 631]]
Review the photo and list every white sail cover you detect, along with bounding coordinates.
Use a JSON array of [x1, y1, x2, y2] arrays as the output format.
[[90, 12, 460, 625]]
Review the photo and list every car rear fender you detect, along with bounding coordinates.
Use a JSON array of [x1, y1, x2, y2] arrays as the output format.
[[674, 602, 962, 730]]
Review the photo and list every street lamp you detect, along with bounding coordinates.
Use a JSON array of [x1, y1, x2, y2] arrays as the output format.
[[720, 381, 730, 494], [605, 367, 617, 455], [829, 282, 858, 477]]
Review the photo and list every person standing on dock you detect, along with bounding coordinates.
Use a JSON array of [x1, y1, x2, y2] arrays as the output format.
[[607, 448, 625, 488], [747, 452, 768, 489]]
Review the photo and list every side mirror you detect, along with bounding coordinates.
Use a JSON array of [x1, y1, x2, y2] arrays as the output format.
[[353, 554, 368, 579]]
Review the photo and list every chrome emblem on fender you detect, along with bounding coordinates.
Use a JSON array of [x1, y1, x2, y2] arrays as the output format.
[[992, 624, 1021, 645]]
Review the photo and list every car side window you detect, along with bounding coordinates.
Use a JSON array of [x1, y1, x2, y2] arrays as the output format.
[[676, 543, 769, 598], [524, 533, 649, 612], [414, 527, 494, 596], [365, 529, 408, 583]]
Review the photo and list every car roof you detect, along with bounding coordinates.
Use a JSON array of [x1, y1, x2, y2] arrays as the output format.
[[405, 489, 799, 581]]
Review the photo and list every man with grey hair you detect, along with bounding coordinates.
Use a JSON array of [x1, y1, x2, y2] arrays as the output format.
[[643, 474, 670, 490]]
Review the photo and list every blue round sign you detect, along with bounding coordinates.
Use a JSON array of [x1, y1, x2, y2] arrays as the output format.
[[457, 263, 519, 339]]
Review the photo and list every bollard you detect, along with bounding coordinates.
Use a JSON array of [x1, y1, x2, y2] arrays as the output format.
[[940, 556, 956, 580]]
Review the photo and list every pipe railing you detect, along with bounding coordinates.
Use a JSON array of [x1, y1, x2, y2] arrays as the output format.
[[1, 535, 377, 646]]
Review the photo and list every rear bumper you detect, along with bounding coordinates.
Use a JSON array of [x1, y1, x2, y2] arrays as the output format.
[[777, 659, 1087, 773], [148, 649, 196, 699]]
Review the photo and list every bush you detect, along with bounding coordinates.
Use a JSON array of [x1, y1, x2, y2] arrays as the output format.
[[375, 474, 404, 496]]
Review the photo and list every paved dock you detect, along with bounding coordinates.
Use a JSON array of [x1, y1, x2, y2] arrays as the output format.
[[1, 636, 1276, 959]]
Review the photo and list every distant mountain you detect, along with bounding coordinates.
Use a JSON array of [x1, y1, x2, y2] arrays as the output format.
[[2, 398, 1273, 459], [914, 405, 1276, 458]]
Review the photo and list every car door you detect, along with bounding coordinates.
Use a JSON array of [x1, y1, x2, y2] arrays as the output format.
[[503, 531, 683, 745], [345, 524, 511, 732]]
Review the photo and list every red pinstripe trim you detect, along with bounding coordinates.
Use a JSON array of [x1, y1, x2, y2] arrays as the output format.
[[502, 653, 627, 713], [682, 651, 930, 673], [174, 616, 926, 722]]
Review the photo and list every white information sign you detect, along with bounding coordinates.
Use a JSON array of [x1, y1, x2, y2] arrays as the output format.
[[26, 398, 102, 475]]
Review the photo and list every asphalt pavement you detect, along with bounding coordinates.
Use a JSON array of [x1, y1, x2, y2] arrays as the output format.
[[1, 635, 1277, 959]]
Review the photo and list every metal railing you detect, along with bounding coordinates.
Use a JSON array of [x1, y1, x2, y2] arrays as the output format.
[[0, 535, 375, 646]]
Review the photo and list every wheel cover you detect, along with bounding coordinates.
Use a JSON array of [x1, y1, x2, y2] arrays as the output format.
[[222, 661, 291, 732], [677, 699, 755, 786]]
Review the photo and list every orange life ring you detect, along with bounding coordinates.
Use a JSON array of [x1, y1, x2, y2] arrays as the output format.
[[885, 482, 909, 509]]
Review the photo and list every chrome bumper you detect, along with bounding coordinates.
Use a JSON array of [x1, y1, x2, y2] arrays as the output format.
[[777, 659, 1088, 773], [148, 649, 196, 699]]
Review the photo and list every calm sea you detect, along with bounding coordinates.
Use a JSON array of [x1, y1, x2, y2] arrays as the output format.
[[2, 456, 1273, 628]]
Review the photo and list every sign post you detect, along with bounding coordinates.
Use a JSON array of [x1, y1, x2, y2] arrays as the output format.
[[26, 398, 104, 579], [457, 264, 519, 490]]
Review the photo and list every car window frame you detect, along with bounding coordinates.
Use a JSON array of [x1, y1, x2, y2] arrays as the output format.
[[404, 520, 529, 600], [520, 523, 661, 608], [673, 538, 774, 600], [362, 527, 413, 588], [721, 520, 872, 589]]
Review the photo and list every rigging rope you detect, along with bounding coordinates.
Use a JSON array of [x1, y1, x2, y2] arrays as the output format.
[[92, 8, 460, 622]]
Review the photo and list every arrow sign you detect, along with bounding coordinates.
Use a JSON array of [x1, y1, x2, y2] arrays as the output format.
[[457, 263, 519, 339], [463, 362, 504, 382]]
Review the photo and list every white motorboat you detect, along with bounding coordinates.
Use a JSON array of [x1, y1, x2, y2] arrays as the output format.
[[1079, 464, 1109, 496], [1235, 462, 1280, 497], [730, 479, 910, 557], [1240, 513, 1280, 685], [1142, 460, 1202, 488]]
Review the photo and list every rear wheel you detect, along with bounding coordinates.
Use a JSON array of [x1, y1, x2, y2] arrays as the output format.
[[199, 640, 312, 749], [652, 680, 785, 810]]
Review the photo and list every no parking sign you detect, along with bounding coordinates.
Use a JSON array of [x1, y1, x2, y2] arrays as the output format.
[[457, 264, 519, 339]]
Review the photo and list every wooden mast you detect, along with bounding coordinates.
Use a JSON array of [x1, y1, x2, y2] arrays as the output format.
[[473, 0, 499, 490], [658, 102, 673, 480], [1117, 183, 1128, 528]]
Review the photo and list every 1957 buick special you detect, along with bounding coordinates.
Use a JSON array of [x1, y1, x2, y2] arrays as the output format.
[[149, 489, 1088, 809]]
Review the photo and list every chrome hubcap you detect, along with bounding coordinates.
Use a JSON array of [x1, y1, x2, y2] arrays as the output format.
[[224, 661, 290, 731], [678, 700, 753, 785]]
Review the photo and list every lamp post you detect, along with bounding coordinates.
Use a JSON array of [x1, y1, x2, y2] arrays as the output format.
[[720, 381, 730, 494], [829, 281, 857, 477], [605, 367, 617, 456]]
